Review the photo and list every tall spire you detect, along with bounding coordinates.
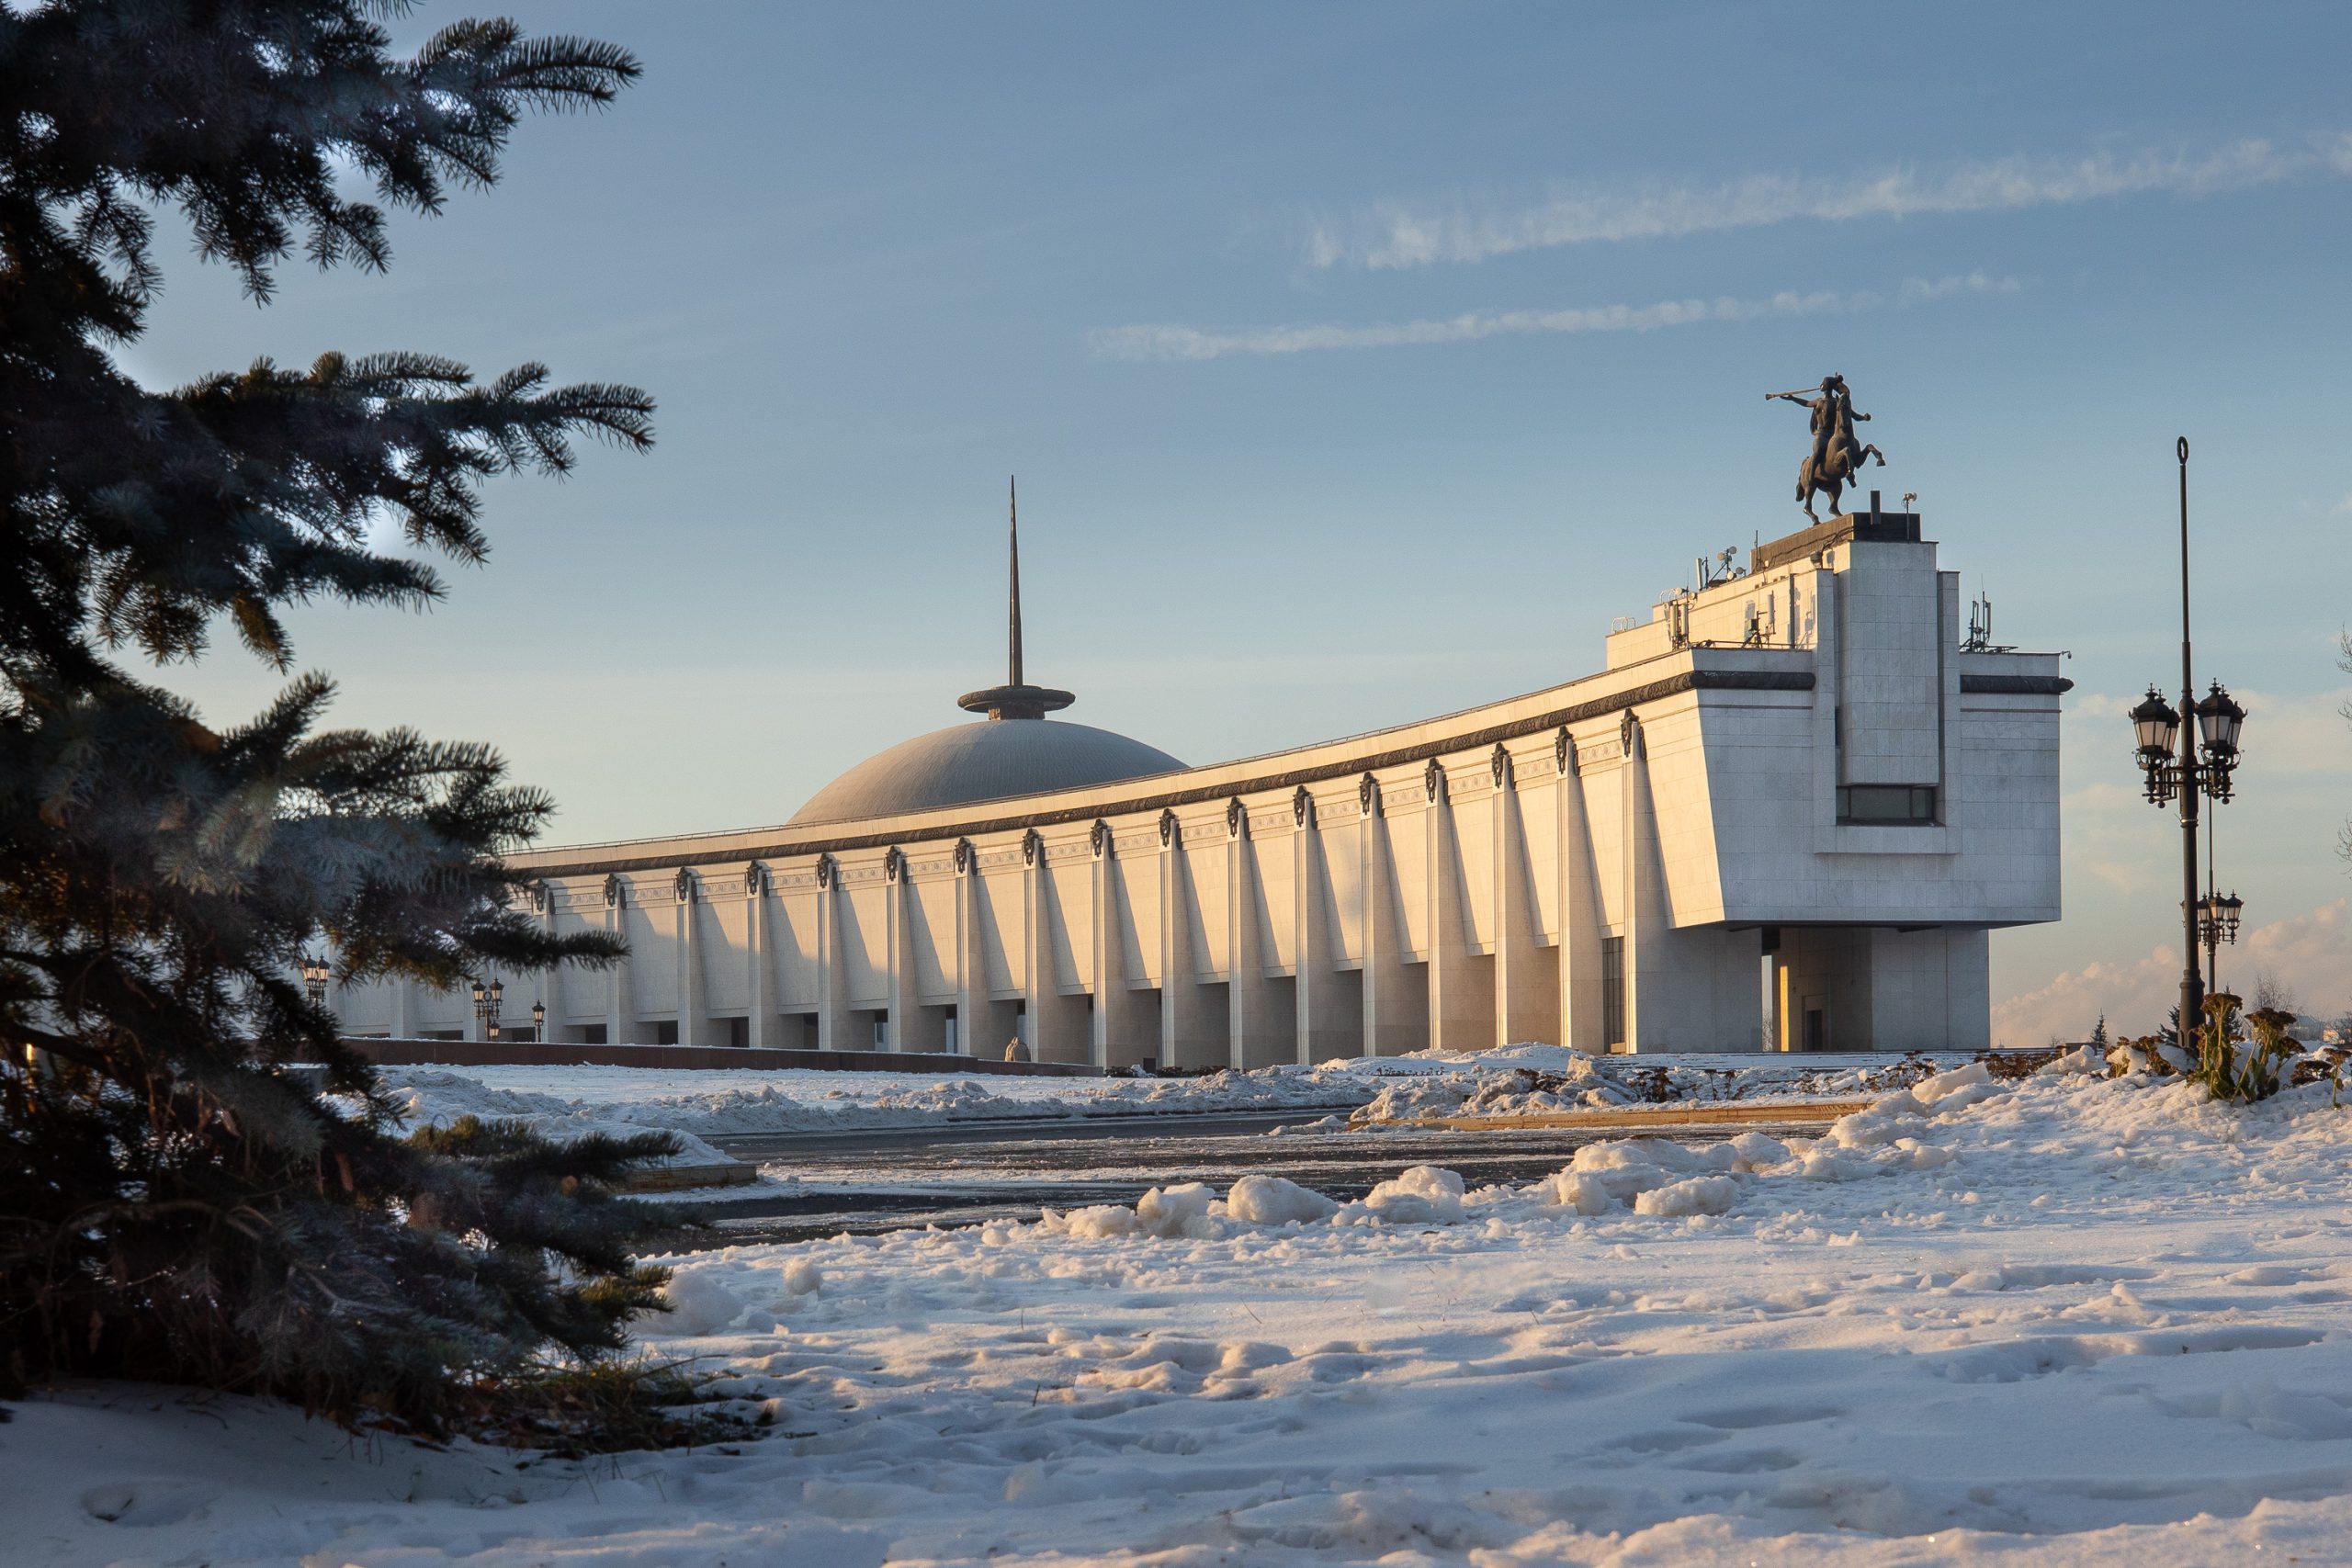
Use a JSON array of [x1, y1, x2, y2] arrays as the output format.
[[958, 477, 1074, 721], [1008, 476, 1023, 688]]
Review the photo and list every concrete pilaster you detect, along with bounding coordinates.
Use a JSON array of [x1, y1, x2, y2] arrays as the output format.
[[1090, 840, 1154, 1069], [1294, 799, 1355, 1062], [1556, 750, 1605, 1055], [604, 886, 630, 1044], [1227, 815, 1285, 1069], [746, 868, 772, 1048], [885, 858, 921, 1051], [1159, 821, 1220, 1068], [956, 851, 1015, 1059], [814, 863, 852, 1052], [1022, 840, 1087, 1065], [675, 874, 705, 1047], [1425, 771, 1494, 1052], [1360, 799, 1420, 1056], [1493, 764, 1555, 1047]]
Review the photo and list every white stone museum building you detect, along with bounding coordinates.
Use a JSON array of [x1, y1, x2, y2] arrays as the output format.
[[334, 500, 2065, 1061]]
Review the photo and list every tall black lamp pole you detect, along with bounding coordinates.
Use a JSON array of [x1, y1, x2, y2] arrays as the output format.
[[2174, 435, 2200, 1039], [2131, 437, 2245, 1047]]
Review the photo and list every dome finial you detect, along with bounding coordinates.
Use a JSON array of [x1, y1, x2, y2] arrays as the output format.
[[1008, 475, 1023, 688], [960, 478, 1074, 720]]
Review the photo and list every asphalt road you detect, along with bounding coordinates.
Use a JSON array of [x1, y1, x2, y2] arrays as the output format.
[[678, 1110, 1835, 1248]]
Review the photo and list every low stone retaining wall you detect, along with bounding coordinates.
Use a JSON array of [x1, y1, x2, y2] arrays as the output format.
[[341, 1037, 1098, 1077]]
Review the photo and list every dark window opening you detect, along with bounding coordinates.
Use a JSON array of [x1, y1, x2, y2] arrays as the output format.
[[725, 1016, 750, 1048], [652, 1020, 679, 1045], [1837, 784, 1938, 825], [1600, 935, 1626, 1049]]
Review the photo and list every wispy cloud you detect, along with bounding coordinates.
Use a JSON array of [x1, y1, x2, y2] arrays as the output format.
[[1308, 134, 2352, 269], [1089, 272, 2017, 364], [1993, 897, 2352, 1044]]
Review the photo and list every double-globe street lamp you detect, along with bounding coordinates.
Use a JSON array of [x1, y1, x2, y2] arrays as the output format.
[[470, 975, 504, 1042], [2197, 889, 2245, 998], [300, 952, 331, 1011], [2130, 437, 2247, 1041]]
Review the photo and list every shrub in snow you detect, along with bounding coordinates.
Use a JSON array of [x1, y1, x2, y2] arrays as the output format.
[[2187, 995, 2325, 1104], [1225, 1175, 1340, 1226]]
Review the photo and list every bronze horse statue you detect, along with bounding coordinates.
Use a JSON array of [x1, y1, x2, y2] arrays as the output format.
[[1770, 375, 1884, 523]]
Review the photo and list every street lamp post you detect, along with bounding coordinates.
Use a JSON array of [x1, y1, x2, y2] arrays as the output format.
[[299, 951, 331, 1011], [2132, 438, 2245, 1047], [471, 975, 504, 1041], [532, 999, 547, 1042]]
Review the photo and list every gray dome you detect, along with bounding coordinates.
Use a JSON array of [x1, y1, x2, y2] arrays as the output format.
[[790, 719, 1185, 827]]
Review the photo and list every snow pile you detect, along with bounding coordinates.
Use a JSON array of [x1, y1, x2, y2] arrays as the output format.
[[380, 1070, 735, 1168], [1352, 1054, 1637, 1122], [1346, 1162, 1467, 1224], [1223, 1173, 1340, 1224], [369, 1045, 1981, 1146], [23, 1069, 2352, 1565]]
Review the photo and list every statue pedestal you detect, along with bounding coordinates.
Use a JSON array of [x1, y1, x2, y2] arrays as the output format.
[[1753, 506, 1921, 572]]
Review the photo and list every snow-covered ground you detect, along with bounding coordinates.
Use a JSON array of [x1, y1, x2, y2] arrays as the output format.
[[17, 1063, 2352, 1565], [376, 1044, 1960, 1145]]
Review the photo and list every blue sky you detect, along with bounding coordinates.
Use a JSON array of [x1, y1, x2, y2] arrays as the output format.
[[141, 2, 2352, 1035]]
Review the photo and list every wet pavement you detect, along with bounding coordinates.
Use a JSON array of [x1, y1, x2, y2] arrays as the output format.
[[677, 1109, 1838, 1247]]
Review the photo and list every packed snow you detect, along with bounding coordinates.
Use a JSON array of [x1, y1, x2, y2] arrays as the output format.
[[17, 1062, 2352, 1564]]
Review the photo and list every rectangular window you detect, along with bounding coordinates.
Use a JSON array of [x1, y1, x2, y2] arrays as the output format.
[[1600, 936, 1626, 1048], [1837, 784, 1938, 825], [575, 1024, 607, 1045], [725, 1016, 750, 1049]]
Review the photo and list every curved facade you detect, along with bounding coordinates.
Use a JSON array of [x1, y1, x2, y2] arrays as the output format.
[[336, 509, 2065, 1060]]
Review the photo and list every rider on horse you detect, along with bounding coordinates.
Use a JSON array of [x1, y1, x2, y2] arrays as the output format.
[[1770, 374, 1884, 522]]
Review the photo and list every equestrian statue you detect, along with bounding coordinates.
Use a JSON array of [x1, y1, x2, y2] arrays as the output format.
[[1768, 374, 1884, 523]]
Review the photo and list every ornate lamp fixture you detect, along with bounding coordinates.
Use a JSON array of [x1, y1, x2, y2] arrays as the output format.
[[2195, 682, 2245, 801], [471, 974, 504, 1040], [299, 951, 331, 1010], [532, 999, 547, 1038], [2130, 687, 2181, 804]]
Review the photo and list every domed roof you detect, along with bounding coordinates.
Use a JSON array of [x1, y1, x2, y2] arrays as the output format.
[[789, 718, 1184, 827], [792, 479, 1182, 827]]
